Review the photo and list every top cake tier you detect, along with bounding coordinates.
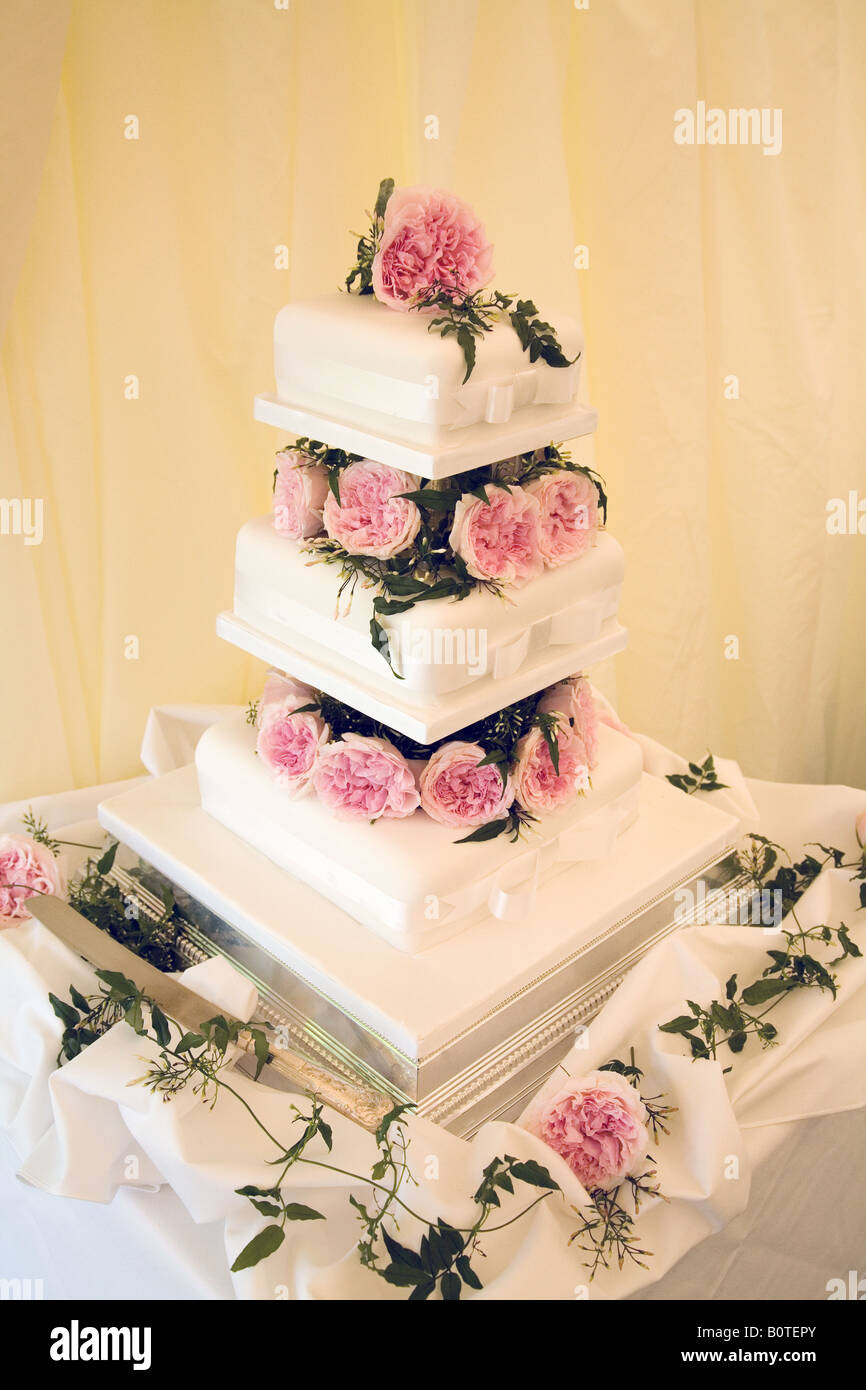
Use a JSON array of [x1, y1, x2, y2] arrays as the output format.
[[255, 293, 596, 479]]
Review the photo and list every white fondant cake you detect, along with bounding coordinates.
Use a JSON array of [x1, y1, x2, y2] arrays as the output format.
[[231, 514, 623, 700], [194, 713, 643, 954], [273, 294, 582, 447]]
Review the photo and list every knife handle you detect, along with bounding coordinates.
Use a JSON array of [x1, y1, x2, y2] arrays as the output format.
[[236, 1031, 396, 1133]]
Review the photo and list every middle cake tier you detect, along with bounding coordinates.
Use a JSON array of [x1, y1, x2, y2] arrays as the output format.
[[221, 514, 626, 742]]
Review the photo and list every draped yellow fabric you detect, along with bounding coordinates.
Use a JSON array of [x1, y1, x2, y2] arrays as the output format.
[[1, 0, 864, 802]]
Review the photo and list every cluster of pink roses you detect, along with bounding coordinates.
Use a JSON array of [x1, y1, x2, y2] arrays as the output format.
[[450, 473, 599, 583], [0, 833, 64, 929], [274, 452, 599, 581], [255, 670, 599, 832], [274, 453, 423, 561]]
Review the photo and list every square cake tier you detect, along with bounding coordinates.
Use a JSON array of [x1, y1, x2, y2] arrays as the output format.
[[256, 293, 594, 478], [225, 515, 624, 740], [97, 769, 741, 1131], [192, 713, 644, 953]]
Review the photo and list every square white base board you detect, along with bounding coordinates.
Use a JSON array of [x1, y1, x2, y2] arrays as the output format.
[[98, 769, 739, 1069]]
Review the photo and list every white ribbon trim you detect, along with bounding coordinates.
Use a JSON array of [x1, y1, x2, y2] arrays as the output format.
[[277, 352, 578, 432]]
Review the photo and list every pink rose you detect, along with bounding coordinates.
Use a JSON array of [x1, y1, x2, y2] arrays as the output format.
[[513, 717, 589, 817], [260, 670, 317, 713], [537, 675, 599, 769], [323, 460, 421, 559], [273, 448, 329, 541], [371, 186, 494, 311], [0, 833, 64, 928], [524, 1070, 650, 1192], [313, 733, 420, 821], [526, 471, 599, 568], [256, 696, 329, 795], [449, 485, 543, 587], [419, 741, 514, 829]]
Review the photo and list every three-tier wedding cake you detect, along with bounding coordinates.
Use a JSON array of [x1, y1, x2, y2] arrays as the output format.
[[99, 183, 740, 1129]]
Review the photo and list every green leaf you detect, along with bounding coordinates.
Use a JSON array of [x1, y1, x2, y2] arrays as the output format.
[[382, 1262, 429, 1288], [725, 973, 738, 1001], [658, 1014, 700, 1035], [317, 1118, 333, 1152], [455, 817, 510, 844], [175, 1031, 205, 1053], [150, 1003, 171, 1049], [96, 840, 119, 876], [249, 1199, 282, 1218], [382, 1228, 424, 1269], [283, 1203, 325, 1222], [507, 1158, 560, 1191], [95, 968, 138, 999], [740, 978, 793, 1005], [727, 1031, 748, 1053], [407, 1279, 436, 1300], [250, 1028, 270, 1081], [230, 1224, 285, 1272], [49, 993, 80, 1030], [374, 176, 395, 219], [440, 1271, 462, 1300], [456, 1254, 483, 1289]]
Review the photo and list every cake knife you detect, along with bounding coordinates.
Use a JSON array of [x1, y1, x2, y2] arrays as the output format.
[[29, 893, 395, 1133]]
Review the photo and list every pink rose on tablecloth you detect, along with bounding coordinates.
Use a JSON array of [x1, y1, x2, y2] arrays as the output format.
[[526, 471, 599, 568], [523, 1069, 650, 1192], [371, 186, 494, 311], [419, 741, 514, 829], [273, 448, 329, 541], [323, 460, 421, 559], [538, 675, 600, 769], [513, 717, 589, 817], [256, 696, 329, 796], [449, 485, 543, 587], [313, 733, 420, 822], [0, 834, 64, 928]]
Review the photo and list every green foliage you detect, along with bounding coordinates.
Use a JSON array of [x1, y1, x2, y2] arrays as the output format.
[[415, 285, 578, 385], [659, 833, 864, 1062], [344, 177, 394, 295], [68, 850, 184, 972], [666, 752, 729, 795]]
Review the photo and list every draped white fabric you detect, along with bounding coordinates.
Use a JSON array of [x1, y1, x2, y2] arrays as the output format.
[[2, 0, 865, 804], [2, 769, 865, 1300]]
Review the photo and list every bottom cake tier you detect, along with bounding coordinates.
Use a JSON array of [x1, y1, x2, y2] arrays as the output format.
[[194, 712, 644, 953], [97, 767, 742, 1133]]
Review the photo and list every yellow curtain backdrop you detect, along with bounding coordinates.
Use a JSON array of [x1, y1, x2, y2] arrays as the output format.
[[1, 0, 864, 804]]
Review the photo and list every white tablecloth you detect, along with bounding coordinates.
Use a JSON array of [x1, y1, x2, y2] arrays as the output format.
[[1, 707, 865, 1301]]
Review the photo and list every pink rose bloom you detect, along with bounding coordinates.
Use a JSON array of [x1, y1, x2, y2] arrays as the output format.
[[314, 733, 420, 821], [273, 448, 329, 541], [0, 833, 64, 928], [537, 675, 599, 769], [259, 670, 317, 713], [513, 717, 589, 817], [526, 471, 599, 568], [256, 697, 329, 795], [449, 485, 543, 587], [323, 460, 421, 559], [371, 185, 494, 311], [419, 741, 514, 829], [524, 1070, 650, 1192]]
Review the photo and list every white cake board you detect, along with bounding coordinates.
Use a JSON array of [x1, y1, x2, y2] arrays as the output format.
[[216, 610, 629, 744], [99, 768, 739, 1065], [254, 393, 598, 480]]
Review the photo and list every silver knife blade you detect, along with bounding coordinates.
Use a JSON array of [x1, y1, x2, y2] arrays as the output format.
[[29, 893, 394, 1132]]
